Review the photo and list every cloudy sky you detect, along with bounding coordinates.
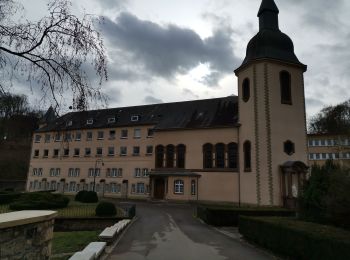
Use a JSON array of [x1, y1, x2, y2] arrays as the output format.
[[14, 0, 350, 119]]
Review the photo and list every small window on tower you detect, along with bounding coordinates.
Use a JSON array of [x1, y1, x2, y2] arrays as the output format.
[[242, 78, 250, 102], [280, 71, 292, 105], [284, 140, 295, 156]]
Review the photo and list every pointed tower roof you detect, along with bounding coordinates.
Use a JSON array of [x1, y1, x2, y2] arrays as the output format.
[[235, 0, 306, 73], [258, 0, 279, 16]]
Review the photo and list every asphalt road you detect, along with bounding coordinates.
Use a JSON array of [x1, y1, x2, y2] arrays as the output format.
[[108, 201, 274, 260]]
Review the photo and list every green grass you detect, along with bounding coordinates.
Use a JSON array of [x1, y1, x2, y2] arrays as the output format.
[[51, 230, 100, 256]]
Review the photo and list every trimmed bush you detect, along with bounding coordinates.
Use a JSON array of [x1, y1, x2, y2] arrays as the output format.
[[9, 192, 69, 210], [95, 202, 116, 217], [239, 216, 350, 260], [75, 191, 98, 203], [0, 192, 22, 204], [197, 206, 295, 226]]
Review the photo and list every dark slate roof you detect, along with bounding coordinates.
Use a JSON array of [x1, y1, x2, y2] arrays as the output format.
[[36, 96, 238, 133], [235, 0, 306, 72]]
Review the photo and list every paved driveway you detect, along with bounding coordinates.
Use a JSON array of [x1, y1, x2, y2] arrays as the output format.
[[108, 201, 274, 260]]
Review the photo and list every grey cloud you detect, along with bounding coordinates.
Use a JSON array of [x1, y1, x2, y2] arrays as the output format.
[[100, 12, 240, 86], [97, 0, 128, 10], [144, 96, 163, 104], [182, 88, 199, 99]]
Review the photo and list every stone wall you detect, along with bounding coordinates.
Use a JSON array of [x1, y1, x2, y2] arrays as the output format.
[[0, 211, 57, 260]]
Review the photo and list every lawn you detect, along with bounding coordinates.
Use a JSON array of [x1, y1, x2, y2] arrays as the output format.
[[51, 230, 100, 259]]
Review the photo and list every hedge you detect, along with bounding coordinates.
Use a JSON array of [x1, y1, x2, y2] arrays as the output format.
[[0, 192, 22, 204], [75, 191, 98, 203], [95, 202, 117, 217], [239, 216, 350, 260], [197, 206, 295, 226], [9, 192, 69, 210]]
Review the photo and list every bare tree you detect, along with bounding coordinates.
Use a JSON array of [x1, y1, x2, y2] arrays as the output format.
[[0, 0, 107, 112]]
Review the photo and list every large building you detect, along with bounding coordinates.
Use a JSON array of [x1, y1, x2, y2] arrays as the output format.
[[26, 0, 310, 207]]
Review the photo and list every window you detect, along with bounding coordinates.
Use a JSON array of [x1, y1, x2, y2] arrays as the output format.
[[308, 139, 313, 147], [88, 168, 94, 177], [54, 133, 61, 142], [74, 168, 80, 177], [111, 168, 118, 177], [38, 168, 43, 176], [53, 149, 59, 157], [164, 145, 174, 168], [97, 131, 104, 140], [134, 129, 141, 138], [203, 143, 213, 168], [34, 134, 41, 143], [50, 168, 55, 177], [131, 115, 140, 122], [109, 130, 116, 139], [280, 70, 292, 104], [63, 149, 69, 157], [321, 140, 326, 146], [134, 168, 141, 178], [146, 145, 153, 155], [45, 134, 51, 143], [74, 148, 80, 157], [177, 144, 186, 169], [228, 143, 238, 169], [108, 147, 115, 156], [64, 133, 72, 141], [68, 168, 74, 177], [133, 146, 140, 156], [242, 78, 250, 102], [108, 117, 116, 124], [75, 132, 81, 141], [33, 168, 38, 176], [121, 129, 128, 139], [69, 182, 76, 192], [94, 168, 101, 177], [120, 146, 127, 156], [142, 168, 149, 177], [34, 150, 39, 157], [215, 143, 225, 168], [147, 128, 154, 137], [111, 183, 117, 193], [86, 131, 93, 141], [55, 168, 60, 176], [244, 141, 252, 172], [191, 180, 196, 195], [131, 184, 136, 193], [85, 148, 91, 156], [284, 140, 295, 156], [96, 147, 103, 156], [156, 145, 164, 168], [86, 119, 93, 125], [43, 149, 49, 158], [136, 183, 145, 194], [174, 180, 184, 194]]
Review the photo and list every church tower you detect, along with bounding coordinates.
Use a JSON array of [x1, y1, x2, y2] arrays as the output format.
[[235, 0, 308, 206]]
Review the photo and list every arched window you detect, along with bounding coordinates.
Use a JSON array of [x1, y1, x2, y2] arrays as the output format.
[[155, 145, 164, 168], [166, 145, 175, 168], [242, 78, 250, 102], [176, 144, 186, 168], [215, 143, 225, 168], [174, 180, 184, 194], [228, 142, 238, 169], [203, 143, 213, 168], [284, 140, 295, 155], [280, 71, 292, 104], [243, 141, 252, 172]]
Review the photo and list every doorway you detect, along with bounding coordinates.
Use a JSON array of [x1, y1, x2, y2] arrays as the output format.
[[122, 180, 128, 199], [154, 178, 165, 199]]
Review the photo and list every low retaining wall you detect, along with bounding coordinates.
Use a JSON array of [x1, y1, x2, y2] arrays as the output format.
[[0, 210, 57, 260], [54, 217, 125, 231]]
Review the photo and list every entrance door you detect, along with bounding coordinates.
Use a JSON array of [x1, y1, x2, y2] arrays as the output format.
[[154, 178, 165, 199], [122, 180, 128, 199]]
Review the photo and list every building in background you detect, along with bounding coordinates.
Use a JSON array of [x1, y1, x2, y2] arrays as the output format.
[[26, 0, 310, 207]]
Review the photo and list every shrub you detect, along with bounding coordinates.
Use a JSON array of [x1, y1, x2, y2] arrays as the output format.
[[0, 192, 22, 204], [197, 206, 295, 226], [9, 192, 69, 210], [299, 161, 350, 229], [239, 216, 350, 260], [75, 191, 98, 203], [95, 202, 116, 217]]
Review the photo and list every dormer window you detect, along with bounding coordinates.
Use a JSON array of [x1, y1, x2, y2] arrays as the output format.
[[86, 119, 93, 125], [108, 117, 116, 124], [131, 115, 140, 122], [66, 120, 73, 127]]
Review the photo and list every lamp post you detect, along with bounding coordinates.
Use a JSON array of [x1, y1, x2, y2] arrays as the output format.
[[93, 158, 104, 192]]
